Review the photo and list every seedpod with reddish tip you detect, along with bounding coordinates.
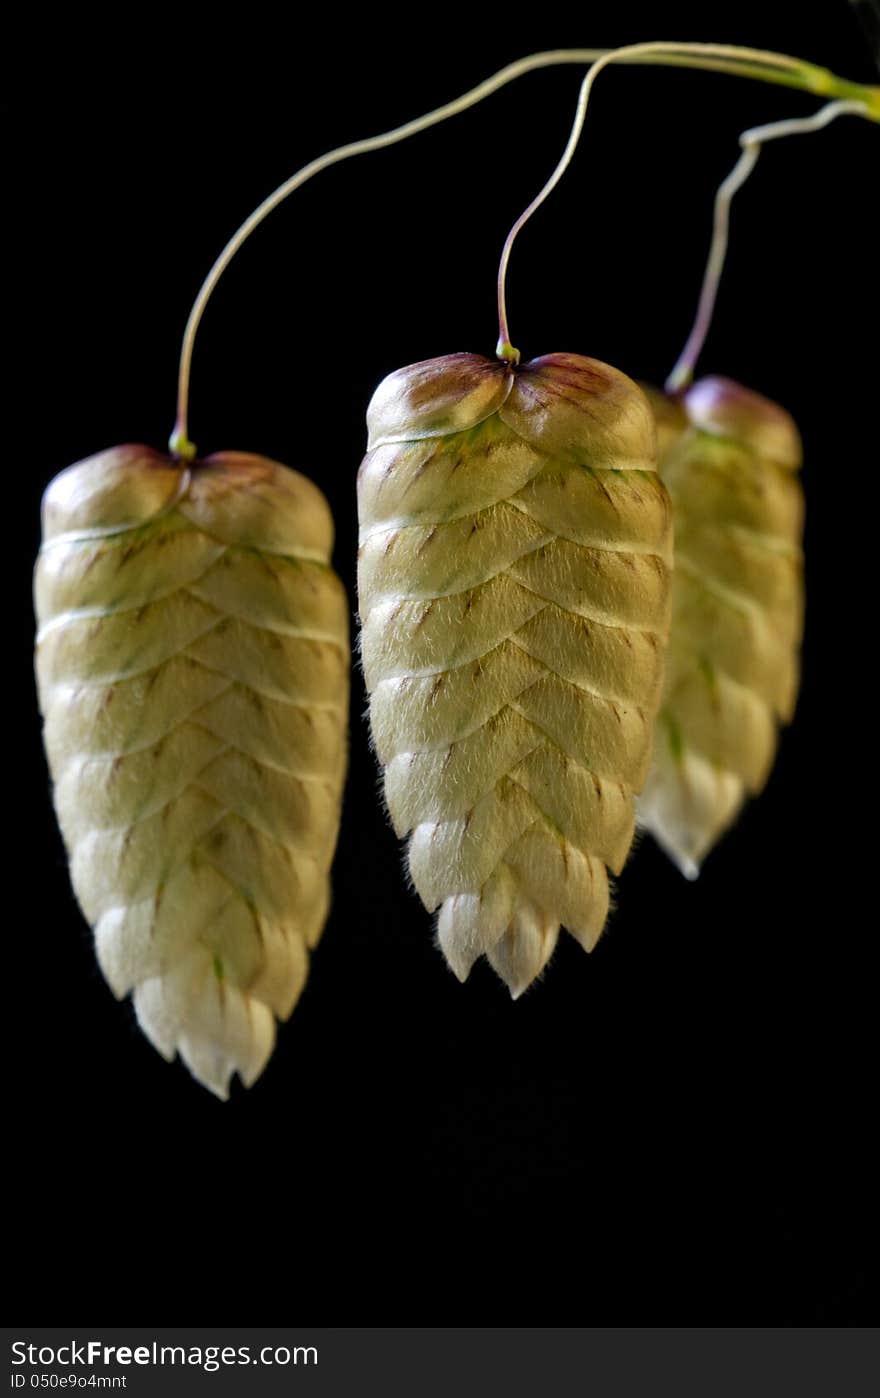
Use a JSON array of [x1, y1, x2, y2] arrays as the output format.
[[357, 351, 673, 996], [34, 445, 350, 1098], [639, 376, 804, 876]]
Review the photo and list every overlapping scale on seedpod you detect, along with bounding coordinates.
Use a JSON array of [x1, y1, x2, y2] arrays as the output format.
[[638, 377, 804, 877], [34, 447, 349, 1097], [358, 352, 673, 995]]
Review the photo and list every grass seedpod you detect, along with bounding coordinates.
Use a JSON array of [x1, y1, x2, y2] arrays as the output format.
[[35, 446, 349, 1097], [358, 351, 672, 995], [638, 376, 804, 876], [640, 384, 688, 462]]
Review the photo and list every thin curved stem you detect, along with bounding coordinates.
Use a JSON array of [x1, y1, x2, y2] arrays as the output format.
[[665, 98, 871, 393], [169, 48, 602, 458], [494, 40, 879, 361], [170, 44, 879, 456]]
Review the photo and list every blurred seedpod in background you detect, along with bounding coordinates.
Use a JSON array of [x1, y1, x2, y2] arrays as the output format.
[[358, 351, 672, 996], [640, 383, 688, 462], [638, 377, 804, 876], [34, 447, 349, 1097]]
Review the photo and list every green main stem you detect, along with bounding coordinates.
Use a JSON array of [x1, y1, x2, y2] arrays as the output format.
[[169, 43, 879, 459]]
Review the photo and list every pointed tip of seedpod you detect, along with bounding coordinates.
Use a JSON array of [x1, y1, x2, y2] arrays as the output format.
[[168, 425, 198, 463]]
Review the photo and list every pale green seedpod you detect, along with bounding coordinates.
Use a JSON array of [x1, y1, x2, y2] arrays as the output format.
[[640, 384, 689, 462], [35, 446, 350, 1097], [358, 351, 673, 995], [639, 377, 804, 876]]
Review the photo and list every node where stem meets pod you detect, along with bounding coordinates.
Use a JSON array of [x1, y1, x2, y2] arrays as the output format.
[[34, 447, 350, 1098], [357, 352, 673, 996], [638, 377, 804, 878]]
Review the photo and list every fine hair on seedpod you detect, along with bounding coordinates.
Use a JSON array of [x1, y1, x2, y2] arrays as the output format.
[[34, 445, 350, 1097], [357, 350, 672, 997]]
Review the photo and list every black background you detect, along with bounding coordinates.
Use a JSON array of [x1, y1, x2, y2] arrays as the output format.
[[8, 2, 878, 1323]]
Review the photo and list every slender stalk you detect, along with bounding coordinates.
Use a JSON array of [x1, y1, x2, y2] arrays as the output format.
[[494, 43, 878, 361], [169, 44, 880, 457], [665, 99, 871, 393], [168, 48, 602, 457]]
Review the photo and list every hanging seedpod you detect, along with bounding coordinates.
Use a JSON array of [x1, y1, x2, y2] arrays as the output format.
[[639, 384, 688, 462], [638, 376, 804, 877], [358, 351, 672, 995], [34, 446, 349, 1097]]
